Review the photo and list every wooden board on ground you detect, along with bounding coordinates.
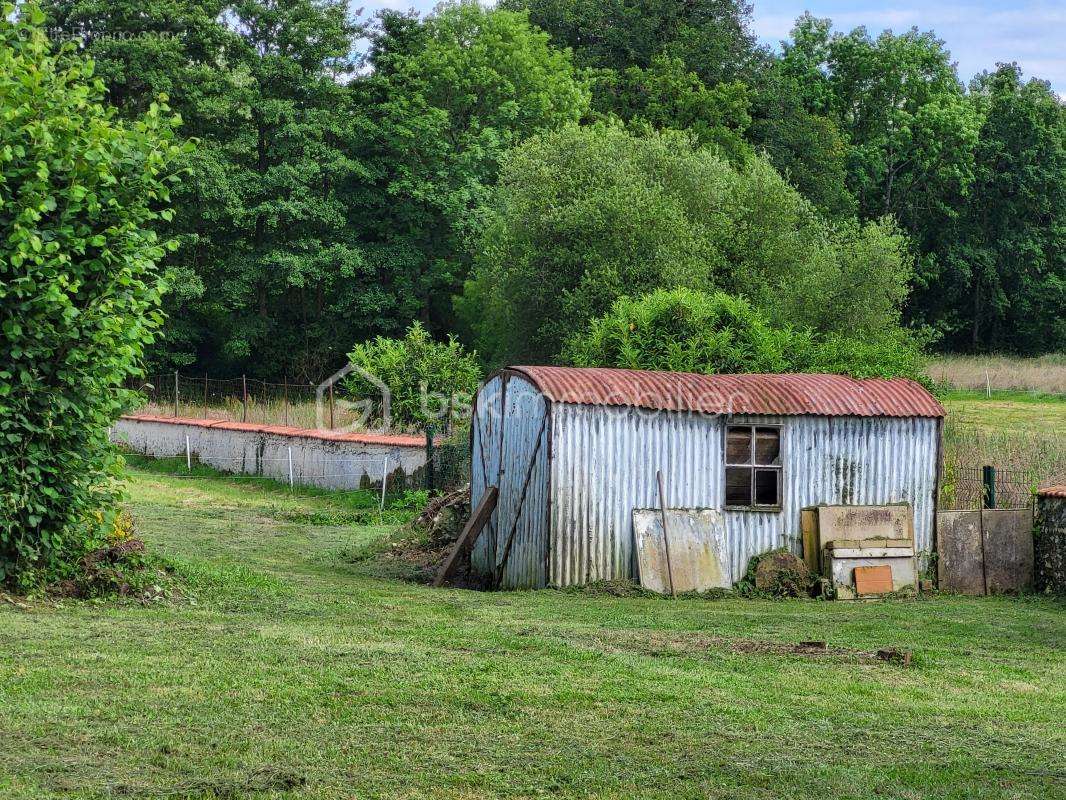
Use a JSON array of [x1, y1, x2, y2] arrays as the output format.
[[800, 507, 819, 574], [433, 486, 498, 588], [854, 564, 894, 595], [632, 509, 729, 593]]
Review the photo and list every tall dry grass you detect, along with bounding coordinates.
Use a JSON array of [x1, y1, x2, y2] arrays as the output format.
[[941, 416, 1066, 509], [927, 354, 1066, 394]]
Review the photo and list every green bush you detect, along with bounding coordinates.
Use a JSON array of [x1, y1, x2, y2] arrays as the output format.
[[345, 322, 481, 432], [564, 288, 929, 383], [0, 4, 184, 588]]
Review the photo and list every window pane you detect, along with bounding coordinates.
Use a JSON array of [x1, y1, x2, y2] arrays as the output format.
[[725, 467, 752, 506], [754, 469, 780, 506], [726, 427, 752, 464], [754, 427, 780, 465]]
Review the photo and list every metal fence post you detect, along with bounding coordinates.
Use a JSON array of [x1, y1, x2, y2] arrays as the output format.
[[283, 375, 289, 426], [185, 435, 191, 471], [425, 426, 435, 493], [379, 455, 389, 516], [174, 370, 179, 418], [982, 465, 996, 509], [287, 446, 294, 491], [242, 375, 248, 423], [203, 373, 209, 420], [328, 382, 335, 430]]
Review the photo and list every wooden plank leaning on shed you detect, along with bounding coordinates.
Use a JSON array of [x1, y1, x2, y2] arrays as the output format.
[[433, 486, 498, 588]]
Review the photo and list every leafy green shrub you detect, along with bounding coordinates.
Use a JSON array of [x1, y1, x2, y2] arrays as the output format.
[[564, 288, 806, 373], [564, 288, 929, 382], [345, 322, 481, 432], [0, 4, 184, 588]]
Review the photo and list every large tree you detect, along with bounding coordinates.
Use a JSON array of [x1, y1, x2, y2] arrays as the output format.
[[461, 123, 912, 365], [1, 4, 183, 585], [44, 0, 370, 381], [939, 66, 1066, 353], [357, 0, 590, 335], [507, 1, 858, 215]]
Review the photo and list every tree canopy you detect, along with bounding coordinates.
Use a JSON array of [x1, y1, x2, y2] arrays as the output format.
[[34, 0, 1066, 381], [462, 124, 912, 365], [565, 288, 929, 383]]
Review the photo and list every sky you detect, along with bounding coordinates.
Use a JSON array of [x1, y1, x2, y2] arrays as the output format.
[[354, 0, 1066, 94]]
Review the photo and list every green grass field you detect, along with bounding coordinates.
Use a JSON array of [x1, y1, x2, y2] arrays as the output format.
[[1, 462, 1064, 800], [941, 390, 1066, 437]]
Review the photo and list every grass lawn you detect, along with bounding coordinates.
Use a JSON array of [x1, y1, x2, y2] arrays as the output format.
[[940, 390, 1066, 437], [1, 462, 1064, 799]]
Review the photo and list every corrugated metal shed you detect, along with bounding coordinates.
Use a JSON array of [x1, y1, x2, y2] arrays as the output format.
[[470, 367, 943, 590], [509, 366, 945, 419]]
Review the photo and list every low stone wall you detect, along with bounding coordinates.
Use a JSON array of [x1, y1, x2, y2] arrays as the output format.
[[1035, 488, 1066, 594], [111, 415, 428, 491]]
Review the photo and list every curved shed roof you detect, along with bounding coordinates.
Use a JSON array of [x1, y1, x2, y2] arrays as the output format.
[[504, 366, 945, 419]]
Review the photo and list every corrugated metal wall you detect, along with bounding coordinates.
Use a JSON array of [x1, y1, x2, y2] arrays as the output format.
[[470, 375, 550, 587], [546, 404, 939, 588], [548, 404, 724, 586]]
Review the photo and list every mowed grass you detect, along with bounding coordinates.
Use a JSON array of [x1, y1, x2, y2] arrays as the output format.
[[1, 464, 1064, 799], [941, 390, 1066, 438]]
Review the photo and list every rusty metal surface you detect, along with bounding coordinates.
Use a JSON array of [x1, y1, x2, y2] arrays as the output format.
[[632, 509, 730, 592], [122, 413, 429, 446], [507, 367, 945, 419]]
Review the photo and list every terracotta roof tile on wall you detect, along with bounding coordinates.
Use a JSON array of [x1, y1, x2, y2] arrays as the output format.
[[506, 367, 945, 419], [121, 414, 428, 447], [1038, 485, 1066, 499]]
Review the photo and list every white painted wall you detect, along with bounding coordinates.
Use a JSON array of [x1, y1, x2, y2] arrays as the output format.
[[111, 417, 427, 490]]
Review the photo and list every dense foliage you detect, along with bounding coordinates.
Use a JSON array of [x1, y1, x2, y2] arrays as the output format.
[[0, 5, 183, 586], [36, 0, 1066, 379], [345, 323, 481, 432], [463, 124, 911, 364], [778, 17, 1065, 354], [565, 288, 928, 383]]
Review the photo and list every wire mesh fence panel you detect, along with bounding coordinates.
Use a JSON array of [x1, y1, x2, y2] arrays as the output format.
[[943, 465, 1051, 510], [128, 373, 397, 433]]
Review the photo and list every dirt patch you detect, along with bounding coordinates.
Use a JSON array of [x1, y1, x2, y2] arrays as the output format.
[[555, 628, 914, 666]]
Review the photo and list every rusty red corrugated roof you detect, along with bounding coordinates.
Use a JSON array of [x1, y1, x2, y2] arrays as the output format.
[[1038, 485, 1066, 498], [506, 367, 945, 418]]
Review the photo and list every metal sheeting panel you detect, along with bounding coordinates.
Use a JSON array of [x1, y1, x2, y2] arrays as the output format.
[[548, 404, 727, 587], [547, 405, 939, 587], [470, 375, 550, 588], [470, 376, 503, 579]]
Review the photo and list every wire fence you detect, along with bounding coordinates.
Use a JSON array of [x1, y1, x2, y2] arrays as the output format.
[[942, 465, 1051, 510], [130, 372, 384, 432]]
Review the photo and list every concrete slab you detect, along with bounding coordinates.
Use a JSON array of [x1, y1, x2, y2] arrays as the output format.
[[633, 509, 729, 593], [937, 510, 985, 595], [817, 504, 913, 546], [982, 509, 1034, 593]]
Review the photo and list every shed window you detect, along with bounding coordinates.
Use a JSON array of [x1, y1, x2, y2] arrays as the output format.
[[725, 425, 782, 509]]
